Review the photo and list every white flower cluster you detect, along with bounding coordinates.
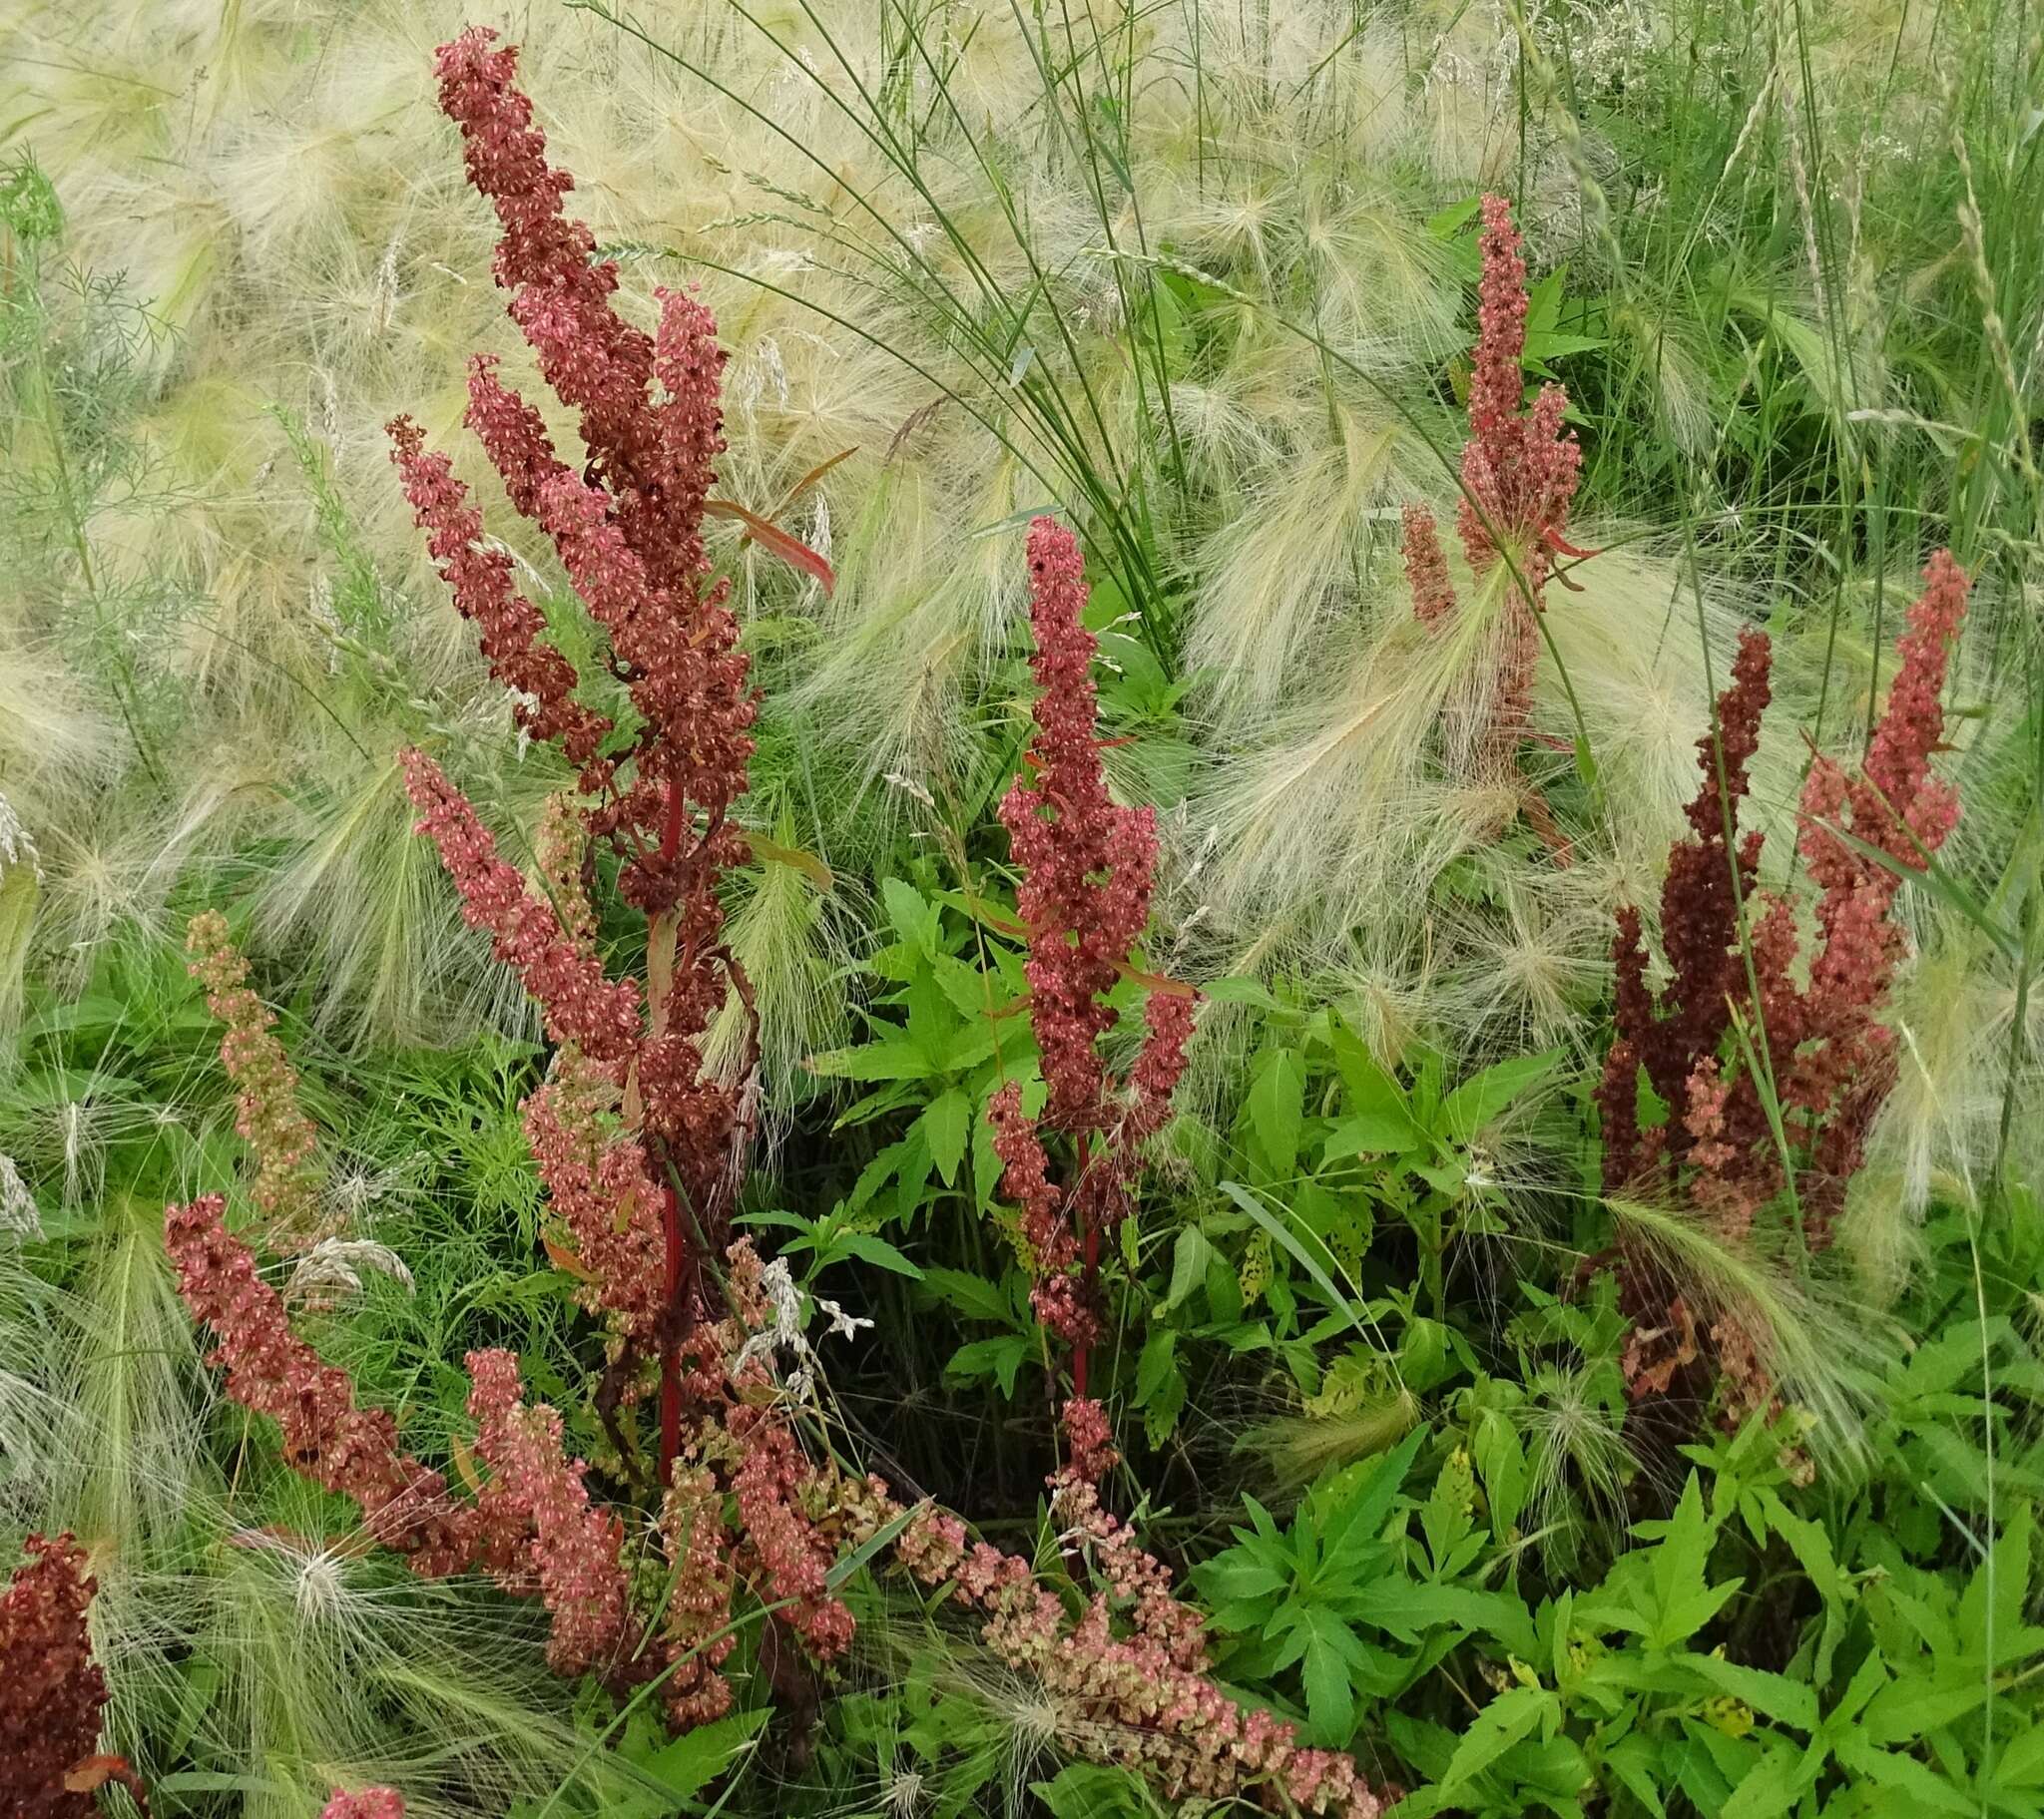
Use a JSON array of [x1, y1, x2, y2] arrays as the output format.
[[734, 1254, 873, 1400]]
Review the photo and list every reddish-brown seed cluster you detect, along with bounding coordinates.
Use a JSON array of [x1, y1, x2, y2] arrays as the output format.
[[165, 1195, 482, 1576], [466, 1348, 633, 1678], [392, 26, 764, 1457], [897, 1403, 1380, 1817], [1, 1536, 115, 1819], [186, 911, 326, 1249], [519, 1049, 669, 1347], [989, 519, 1196, 1369], [387, 418, 612, 766], [1402, 194, 1584, 780], [319, 1791, 405, 1819], [1598, 554, 1969, 1405]]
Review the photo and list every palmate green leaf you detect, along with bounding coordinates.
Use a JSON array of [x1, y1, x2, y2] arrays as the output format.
[[1831, 1736, 1972, 1812], [1643, 1474, 1741, 1649], [1682, 1654, 1819, 1732], [1441, 1683, 1555, 1790], [1318, 1428, 1427, 1580], [918, 1088, 970, 1186], [945, 1334, 1031, 1398]]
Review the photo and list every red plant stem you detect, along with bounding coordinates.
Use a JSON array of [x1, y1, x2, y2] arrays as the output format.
[[655, 775, 690, 1489], [1071, 1134, 1095, 1401]]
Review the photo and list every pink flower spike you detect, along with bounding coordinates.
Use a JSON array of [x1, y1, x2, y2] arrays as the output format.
[[165, 1195, 480, 1576], [400, 748, 643, 1066], [320, 1792, 406, 1819], [466, 1349, 633, 1679]]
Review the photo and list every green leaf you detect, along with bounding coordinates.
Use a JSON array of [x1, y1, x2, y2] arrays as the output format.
[[1472, 1409, 1527, 1539], [1202, 974, 1285, 1009], [1442, 1683, 1553, 1789], [1603, 1734, 1668, 1819], [1248, 1046, 1305, 1176], [919, 1089, 971, 1187], [637, 1708, 768, 1801], [1364, 1583, 1537, 1657], [1161, 1224, 1216, 1315], [1683, 1655, 1819, 1733], [1301, 1615, 1359, 1745], [1324, 1110, 1422, 1157], [946, 1335, 1030, 1398], [836, 1232, 924, 1278], [920, 1265, 1015, 1325], [1439, 1049, 1559, 1143], [1997, 1717, 2044, 1788], [808, 1040, 935, 1082], [883, 876, 942, 957], [1720, 1738, 1820, 1819], [1031, 1762, 1148, 1819], [1136, 1327, 1178, 1403], [1832, 1737, 1971, 1811]]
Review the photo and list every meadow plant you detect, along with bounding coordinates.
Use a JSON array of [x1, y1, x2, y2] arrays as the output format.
[[988, 518, 1196, 1395], [1401, 194, 1585, 791], [153, 37, 1386, 1817], [898, 1402, 1378, 1818], [1598, 553, 1969, 1414], [392, 22, 776, 1484]]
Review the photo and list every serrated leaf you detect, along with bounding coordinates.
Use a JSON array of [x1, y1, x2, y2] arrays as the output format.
[[1832, 1736, 1971, 1811], [836, 1231, 923, 1277], [807, 1040, 935, 1082], [1683, 1655, 1819, 1732], [946, 1335, 1030, 1397], [1442, 1683, 1553, 1789], [1301, 1617, 1358, 1746], [919, 1090, 970, 1186], [1248, 1046, 1304, 1176], [882, 877, 941, 956]]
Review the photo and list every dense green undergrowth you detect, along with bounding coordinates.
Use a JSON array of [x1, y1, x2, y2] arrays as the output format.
[[1, 0, 2040, 1815]]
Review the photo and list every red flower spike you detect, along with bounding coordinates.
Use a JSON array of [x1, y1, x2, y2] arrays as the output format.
[[466, 1349, 634, 1679], [320, 1792, 406, 1819], [1, 1535, 134, 1819], [1600, 554, 1969, 1416], [164, 1196, 482, 1576], [1402, 195, 1585, 792], [989, 518, 1196, 1386]]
